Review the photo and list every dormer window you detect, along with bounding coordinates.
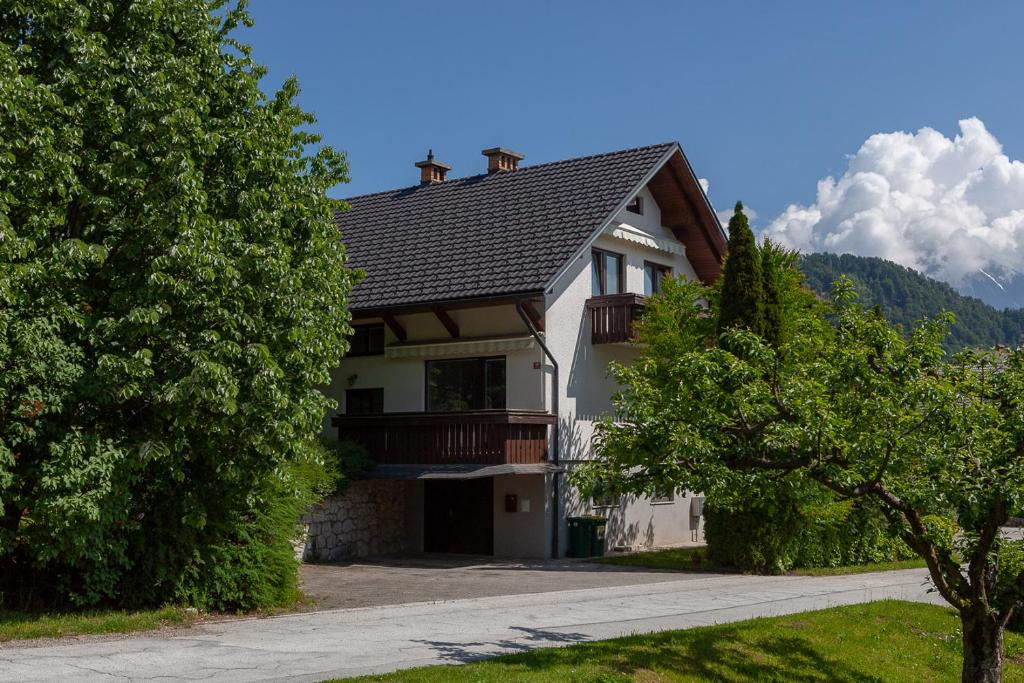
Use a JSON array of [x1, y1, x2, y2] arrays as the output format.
[[626, 196, 643, 215]]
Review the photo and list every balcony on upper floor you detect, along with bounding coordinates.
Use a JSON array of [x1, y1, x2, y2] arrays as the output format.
[[331, 410, 556, 466], [586, 293, 647, 344]]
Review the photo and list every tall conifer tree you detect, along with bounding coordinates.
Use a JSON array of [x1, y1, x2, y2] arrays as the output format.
[[761, 240, 784, 346], [717, 202, 764, 337]]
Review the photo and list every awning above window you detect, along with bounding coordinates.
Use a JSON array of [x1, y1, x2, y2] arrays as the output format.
[[385, 335, 535, 360], [605, 221, 687, 256], [368, 463, 563, 480]]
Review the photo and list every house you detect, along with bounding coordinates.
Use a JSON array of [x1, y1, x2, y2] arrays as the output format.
[[303, 142, 726, 560]]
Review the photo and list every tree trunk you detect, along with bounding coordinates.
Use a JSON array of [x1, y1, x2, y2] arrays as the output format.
[[961, 608, 1004, 683]]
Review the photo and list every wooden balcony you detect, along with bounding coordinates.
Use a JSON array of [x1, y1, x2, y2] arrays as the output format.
[[331, 410, 556, 465], [586, 293, 646, 344]]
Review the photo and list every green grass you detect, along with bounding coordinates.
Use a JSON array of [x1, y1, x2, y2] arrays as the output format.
[[331, 600, 1024, 682], [789, 558, 927, 576], [594, 546, 927, 576], [0, 606, 197, 642], [594, 546, 714, 571]]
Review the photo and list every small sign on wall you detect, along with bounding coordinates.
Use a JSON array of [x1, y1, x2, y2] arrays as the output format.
[[520, 498, 530, 513]]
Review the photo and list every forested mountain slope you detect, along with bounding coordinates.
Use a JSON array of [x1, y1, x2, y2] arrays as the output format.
[[798, 253, 1024, 351]]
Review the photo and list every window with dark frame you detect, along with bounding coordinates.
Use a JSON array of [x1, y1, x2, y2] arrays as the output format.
[[651, 487, 676, 504], [425, 356, 506, 412], [643, 261, 672, 296], [626, 196, 643, 215], [591, 248, 624, 296], [345, 388, 384, 415], [348, 323, 385, 356]]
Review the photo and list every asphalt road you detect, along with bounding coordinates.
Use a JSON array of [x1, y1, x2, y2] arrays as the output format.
[[0, 568, 941, 682]]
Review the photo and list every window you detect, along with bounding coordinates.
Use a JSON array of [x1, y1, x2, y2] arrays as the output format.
[[626, 196, 643, 215], [643, 262, 672, 296], [591, 479, 620, 509], [651, 486, 675, 504], [591, 249, 624, 296], [425, 357, 506, 412], [348, 323, 385, 356], [346, 388, 383, 415]]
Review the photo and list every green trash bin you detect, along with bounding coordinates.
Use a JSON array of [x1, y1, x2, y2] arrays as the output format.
[[567, 517, 591, 558], [567, 516, 608, 557], [589, 517, 608, 557]]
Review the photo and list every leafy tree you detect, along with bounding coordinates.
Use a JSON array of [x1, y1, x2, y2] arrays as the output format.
[[717, 202, 764, 338], [0, 0, 355, 607], [578, 276, 1024, 682]]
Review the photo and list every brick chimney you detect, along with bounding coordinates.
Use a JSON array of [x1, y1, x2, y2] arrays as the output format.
[[415, 149, 451, 185], [482, 147, 525, 174]]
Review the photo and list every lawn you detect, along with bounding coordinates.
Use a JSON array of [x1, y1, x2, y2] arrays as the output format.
[[0, 606, 197, 642], [594, 546, 927, 576], [332, 600, 1024, 682]]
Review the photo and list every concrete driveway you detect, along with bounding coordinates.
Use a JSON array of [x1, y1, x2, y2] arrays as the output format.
[[0, 564, 941, 683], [299, 555, 706, 610]]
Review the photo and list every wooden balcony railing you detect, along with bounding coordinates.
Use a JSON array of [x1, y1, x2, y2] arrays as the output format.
[[586, 293, 646, 344], [331, 410, 556, 465]]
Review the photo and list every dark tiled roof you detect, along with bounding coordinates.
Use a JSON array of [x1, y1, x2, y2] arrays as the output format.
[[337, 143, 675, 311]]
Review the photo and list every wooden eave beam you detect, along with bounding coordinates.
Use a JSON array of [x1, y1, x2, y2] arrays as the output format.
[[432, 307, 460, 338], [520, 300, 544, 332], [381, 313, 407, 342]]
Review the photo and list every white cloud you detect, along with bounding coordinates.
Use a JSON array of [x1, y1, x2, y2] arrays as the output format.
[[717, 204, 757, 227], [764, 118, 1024, 286], [700, 177, 758, 227]]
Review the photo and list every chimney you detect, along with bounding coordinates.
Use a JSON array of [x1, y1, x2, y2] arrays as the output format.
[[415, 149, 451, 185], [482, 147, 525, 174]]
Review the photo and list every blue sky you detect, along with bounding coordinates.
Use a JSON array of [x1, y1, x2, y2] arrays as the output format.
[[244, 1, 1023, 221]]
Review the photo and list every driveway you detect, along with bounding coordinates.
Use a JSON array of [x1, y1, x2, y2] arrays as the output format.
[[299, 555, 705, 610], [0, 565, 941, 682]]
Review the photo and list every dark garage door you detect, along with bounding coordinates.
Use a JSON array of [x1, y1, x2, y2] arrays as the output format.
[[424, 478, 494, 555]]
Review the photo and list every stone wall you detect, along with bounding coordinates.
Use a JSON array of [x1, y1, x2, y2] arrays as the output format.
[[300, 480, 408, 561]]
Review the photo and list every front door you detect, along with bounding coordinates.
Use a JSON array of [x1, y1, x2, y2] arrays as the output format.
[[423, 478, 494, 555]]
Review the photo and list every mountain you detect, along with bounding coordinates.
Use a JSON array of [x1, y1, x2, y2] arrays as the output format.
[[958, 269, 1024, 310], [798, 253, 1024, 352]]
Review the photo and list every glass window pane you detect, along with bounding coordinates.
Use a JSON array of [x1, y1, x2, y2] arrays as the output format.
[[591, 252, 603, 296], [346, 388, 383, 415], [643, 264, 654, 296], [425, 357, 505, 411], [483, 358, 506, 409], [605, 253, 621, 294]]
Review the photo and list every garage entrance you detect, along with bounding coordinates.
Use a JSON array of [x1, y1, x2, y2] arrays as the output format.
[[423, 478, 493, 555]]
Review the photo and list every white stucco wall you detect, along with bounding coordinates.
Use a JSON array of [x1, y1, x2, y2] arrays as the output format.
[[492, 474, 548, 558], [543, 183, 706, 556]]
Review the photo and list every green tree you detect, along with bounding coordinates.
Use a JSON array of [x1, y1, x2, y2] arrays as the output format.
[[717, 202, 764, 338], [0, 0, 355, 607], [760, 238, 785, 347], [578, 277, 1024, 682]]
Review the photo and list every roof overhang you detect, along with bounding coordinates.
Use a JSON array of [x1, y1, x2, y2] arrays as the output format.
[[646, 149, 728, 284], [367, 463, 563, 480], [385, 334, 535, 359], [351, 290, 546, 320]]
